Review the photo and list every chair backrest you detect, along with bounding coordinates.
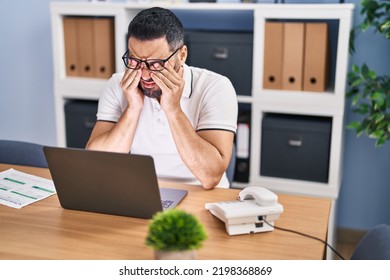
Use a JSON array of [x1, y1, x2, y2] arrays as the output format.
[[226, 144, 236, 187], [0, 140, 48, 168], [351, 224, 390, 260]]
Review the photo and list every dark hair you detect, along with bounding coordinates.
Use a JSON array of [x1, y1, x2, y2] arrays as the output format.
[[127, 7, 184, 51]]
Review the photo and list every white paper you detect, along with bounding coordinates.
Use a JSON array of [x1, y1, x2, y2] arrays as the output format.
[[0, 169, 56, 209]]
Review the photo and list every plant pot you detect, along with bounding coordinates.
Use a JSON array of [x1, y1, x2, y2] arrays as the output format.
[[154, 249, 197, 260]]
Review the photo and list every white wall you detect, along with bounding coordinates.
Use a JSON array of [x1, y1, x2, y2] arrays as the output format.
[[0, 0, 57, 145]]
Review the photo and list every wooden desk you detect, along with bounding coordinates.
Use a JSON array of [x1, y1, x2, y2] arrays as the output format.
[[0, 164, 331, 260]]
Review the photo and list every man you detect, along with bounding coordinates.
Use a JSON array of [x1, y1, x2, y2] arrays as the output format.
[[86, 7, 238, 189]]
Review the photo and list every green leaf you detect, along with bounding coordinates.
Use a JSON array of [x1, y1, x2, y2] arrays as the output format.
[[361, 64, 369, 78], [373, 112, 385, 124], [371, 91, 386, 108], [375, 136, 386, 148], [368, 69, 377, 79], [347, 121, 362, 130], [361, 21, 370, 31], [351, 78, 364, 87], [352, 94, 361, 106], [352, 64, 360, 74], [357, 103, 370, 114], [381, 21, 390, 28], [371, 91, 383, 99], [346, 87, 359, 98], [376, 120, 388, 130], [369, 129, 384, 139]]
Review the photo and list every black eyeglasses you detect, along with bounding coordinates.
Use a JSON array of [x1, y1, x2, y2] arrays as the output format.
[[122, 46, 182, 72]]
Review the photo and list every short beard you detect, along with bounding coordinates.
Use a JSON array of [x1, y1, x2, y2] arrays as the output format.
[[138, 84, 162, 99]]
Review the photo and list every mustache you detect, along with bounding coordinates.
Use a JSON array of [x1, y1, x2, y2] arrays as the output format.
[[141, 77, 153, 83]]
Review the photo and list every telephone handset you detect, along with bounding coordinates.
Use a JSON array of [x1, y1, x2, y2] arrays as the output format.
[[205, 186, 283, 235], [238, 186, 278, 207]]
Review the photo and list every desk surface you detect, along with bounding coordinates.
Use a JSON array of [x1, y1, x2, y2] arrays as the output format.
[[0, 164, 331, 260]]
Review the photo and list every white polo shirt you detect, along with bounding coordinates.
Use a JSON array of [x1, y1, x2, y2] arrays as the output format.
[[97, 64, 238, 188]]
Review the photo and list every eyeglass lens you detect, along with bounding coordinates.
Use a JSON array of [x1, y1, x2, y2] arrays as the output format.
[[127, 58, 165, 71]]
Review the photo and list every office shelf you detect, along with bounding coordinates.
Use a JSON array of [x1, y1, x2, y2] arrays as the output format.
[[51, 2, 353, 200]]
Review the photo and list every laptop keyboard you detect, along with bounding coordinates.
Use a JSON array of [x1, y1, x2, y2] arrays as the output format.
[[161, 199, 174, 210]]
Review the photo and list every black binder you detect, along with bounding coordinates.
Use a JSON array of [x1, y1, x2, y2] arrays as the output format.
[[234, 105, 251, 183]]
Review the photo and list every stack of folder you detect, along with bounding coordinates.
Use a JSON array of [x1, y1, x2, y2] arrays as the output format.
[[263, 21, 329, 92], [63, 16, 115, 79]]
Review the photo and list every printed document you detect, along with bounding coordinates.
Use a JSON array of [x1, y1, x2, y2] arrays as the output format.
[[0, 168, 56, 209]]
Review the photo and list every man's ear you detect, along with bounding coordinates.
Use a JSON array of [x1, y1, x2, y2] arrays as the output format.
[[179, 45, 188, 65]]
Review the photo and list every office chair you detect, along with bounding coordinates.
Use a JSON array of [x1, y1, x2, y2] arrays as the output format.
[[226, 144, 236, 187], [350, 224, 390, 260], [0, 139, 48, 168]]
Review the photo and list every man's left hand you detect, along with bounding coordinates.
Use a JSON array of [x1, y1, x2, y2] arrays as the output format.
[[151, 62, 185, 113]]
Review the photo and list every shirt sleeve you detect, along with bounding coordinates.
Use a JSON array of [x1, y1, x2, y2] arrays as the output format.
[[196, 75, 238, 133], [96, 73, 127, 123]]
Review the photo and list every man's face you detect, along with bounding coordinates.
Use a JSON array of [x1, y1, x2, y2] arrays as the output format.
[[128, 37, 181, 99]]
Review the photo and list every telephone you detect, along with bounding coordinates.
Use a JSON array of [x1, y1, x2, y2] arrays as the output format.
[[205, 186, 283, 235]]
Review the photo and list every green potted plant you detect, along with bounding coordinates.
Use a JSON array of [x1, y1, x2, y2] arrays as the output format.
[[346, 0, 390, 147], [146, 209, 207, 260]]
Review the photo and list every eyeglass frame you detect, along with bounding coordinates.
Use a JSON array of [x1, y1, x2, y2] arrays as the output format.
[[121, 46, 183, 72]]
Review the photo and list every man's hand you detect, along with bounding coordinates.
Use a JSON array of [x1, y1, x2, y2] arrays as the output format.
[[151, 62, 185, 113], [86, 68, 144, 153], [120, 68, 144, 110]]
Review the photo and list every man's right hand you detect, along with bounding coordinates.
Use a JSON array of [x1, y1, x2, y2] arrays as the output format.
[[119, 68, 144, 111], [86, 68, 144, 153]]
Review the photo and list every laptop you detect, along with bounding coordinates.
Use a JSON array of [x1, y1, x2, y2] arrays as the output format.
[[43, 146, 188, 219]]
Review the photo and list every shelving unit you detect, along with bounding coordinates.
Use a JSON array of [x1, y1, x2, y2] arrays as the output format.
[[250, 4, 354, 200], [51, 2, 354, 259]]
